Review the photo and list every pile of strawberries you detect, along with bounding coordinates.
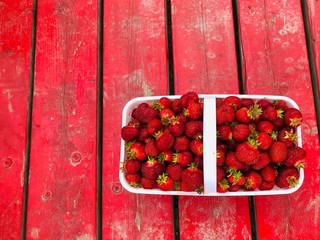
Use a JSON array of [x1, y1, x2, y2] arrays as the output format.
[[216, 96, 306, 192], [121, 92, 204, 192]]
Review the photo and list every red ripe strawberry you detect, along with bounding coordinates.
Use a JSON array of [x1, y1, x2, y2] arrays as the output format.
[[259, 180, 275, 191], [194, 156, 203, 169], [173, 151, 193, 167], [236, 138, 260, 165], [275, 167, 300, 188], [126, 142, 147, 161], [269, 141, 288, 163], [147, 118, 163, 136], [140, 177, 156, 189], [217, 124, 233, 141], [141, 158, 165, 180], [158, 150, 173, 163], [273, 117, 285, 130], [233, 124, 250, 142], [152, 97, 172, 110], [227, 169, 245, 186], [184, 102, 203, 120], [251, 151, 271, 170], [248, 104, 262, 122], [125, 173, 141, 186], [159, 108, 175, 125], [284, 108, 303, 127], [180, 180, 194, 192], [284, 146, 306, 169], [256, 132, 273, 150], [236, 107, 251, 124], [260, 164, 277, 182], [216, 148, 226, 166], [257, 120, 274, 134], [190, 139, 203, 157], [167, 163, 183, 181], [216, 104, 235, 125], [217, 179, 230, 193], [156, 173, 174, 191], [122, 160, 141, 174], [168, 116, 185, 137], [241, 98, 255, 108], [228, 185, 241, 192], [181, 163, 203, 191], [222, 96, 242, 110], [225, 151, 245, 170], [217, 166, 226, 182], [172, 98, 184, 114], [244, 170, 262, 190], [257, 99, 272, 110], [121, 125, 140, 141], [180, 91, 199, 107], [144, 139, 160, 157], [135, 103, 159, 124], [277, 127, 298, 148], [273, 100, 288, 110], [137, 128, 150, 143], [173, 136, 190, 152], [185, 120, 203, 139], [262, 106, 278, 121], [155, 131, 174, 151]]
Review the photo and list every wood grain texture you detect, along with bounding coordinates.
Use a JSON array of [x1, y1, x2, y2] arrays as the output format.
[[25, 0, 97, 239], [171, 0, 252, 239], [238, 0, 320, 239], [103, 0, 173, 239], [0, 0, 33, 239]]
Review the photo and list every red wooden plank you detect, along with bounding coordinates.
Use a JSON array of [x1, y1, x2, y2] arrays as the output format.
[[102, 0, 173, 239], [171, 0, 252, 239], [25, 1, 97, 238], [307, 0, 320, 94], [0, 1, 33, 239], [238, 0, 320, 239]]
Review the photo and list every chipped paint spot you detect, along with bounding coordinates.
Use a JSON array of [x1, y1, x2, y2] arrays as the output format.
[[30, 228, 39, 239], [306, 195, 320, 224], [3, 89, 13, 113], [76, 234, 94, 240]]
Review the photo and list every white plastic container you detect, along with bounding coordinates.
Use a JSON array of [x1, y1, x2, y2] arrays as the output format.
[[119, 94, 304, 196]]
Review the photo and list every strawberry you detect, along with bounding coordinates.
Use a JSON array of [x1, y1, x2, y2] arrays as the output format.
[[167, 163, 183, 181], [233, 123, 250, 142], [248, 104, 262, 122], [180, 91, 199, 107], [152, 97, 172, 110], [180, 180, 194, 192], [159, 108, 175, 125], [217, 179, 230, 193], [184, 102, 203, 120], [181, 162, 203, 191], [190, 139, 203, 157], [158, 150, 173, 162], [256, 132, 273, 150], [241, 98, 255, 108], [262, 106, 278, 121], [172, 98, 184, 114], [257, 120, 274, 134], [156, 173, 174, 191], [155, 131, 174, 151], [277, 127, 298, 148], [126, 142, 147, 161], [284, 108, 303, 127], [257, 99, 272, 110], [227, 169, 245, 186], [273, 100, 288, 110], [269, 141, 288, 163], [244, 170, 262, 190], [216, 104, 235, 125], [173, 151, 193, 167], [135, 103, 159, 124], [260, 164, 277, 182], [121, 125, 140, 141], [225, 151, 245, 170], [144, 139, 160, 157], [137, 128, 150, 143], [259, 180, 275, 191], [251, 151, 271, 170], [122, 160, 141, 174], [216, 148, 226, 166], [140, 177, 156, 189], [217, 124, 233, 141], [125, 173, 141, 187], [222, 96, 242, 110], [147, 118, 163, 136], [275, 167, 300, 188], [173, 136, 190, 152], [236, 107, 251, 124], [194, 156, 203, 169], [228, 185, 241, 192], [236, 137, 260, 165], [168, 116, 185, 137], [185, 120, 203, 139], [141, 158, 165, 180], [217, 166, 226, 182], [284, 146, 306, 169], [272, 117, 285, 130]]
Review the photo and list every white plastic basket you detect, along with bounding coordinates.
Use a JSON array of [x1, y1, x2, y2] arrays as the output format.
[[119, 94, 304, 196]]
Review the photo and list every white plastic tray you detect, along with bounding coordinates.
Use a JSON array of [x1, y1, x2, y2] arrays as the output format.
[[119, 94, 304, 196]]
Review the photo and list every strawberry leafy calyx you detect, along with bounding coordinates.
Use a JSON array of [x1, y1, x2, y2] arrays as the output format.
[[248, 104, 262, 119]]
